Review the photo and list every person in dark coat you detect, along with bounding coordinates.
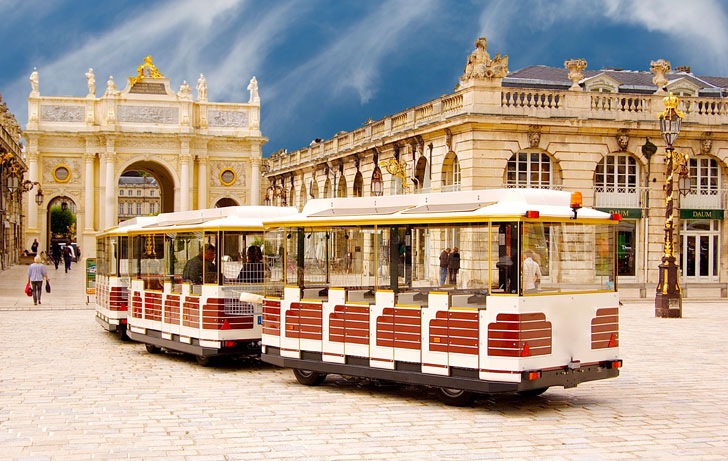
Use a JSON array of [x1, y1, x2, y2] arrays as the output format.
[[439, 248, 450, 285], [62, 244, 72, 273], [448, 247, 461, 285], [51, 241, 61, 270]]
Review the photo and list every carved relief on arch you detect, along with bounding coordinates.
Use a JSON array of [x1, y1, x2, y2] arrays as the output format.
[[701, 135, 713, 155], [528, 127, 541, 149], [209, 160, 247, 188], [616, 130, 630, 152], [42, 157, 82, 185]]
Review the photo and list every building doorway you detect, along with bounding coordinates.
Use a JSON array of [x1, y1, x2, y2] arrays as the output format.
[[680, 220, 719, 281], [47, 196, 78, 255], [215, 198, 238, 208]]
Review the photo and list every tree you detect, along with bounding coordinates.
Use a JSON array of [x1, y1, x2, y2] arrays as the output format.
[[50, 205, 76, 236]]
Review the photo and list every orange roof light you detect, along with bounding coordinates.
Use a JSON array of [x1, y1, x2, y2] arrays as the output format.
[[570, 191, 583, 209], [525, 210, 540, 218]]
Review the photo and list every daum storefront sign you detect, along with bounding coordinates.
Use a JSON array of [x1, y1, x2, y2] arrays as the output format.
[[679, 209, 724, 220], [596, 208, 642, 219]]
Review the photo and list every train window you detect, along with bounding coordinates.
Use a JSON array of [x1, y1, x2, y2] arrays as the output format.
[[221, 232, 264, 286], [96, 238, 106, 277], [492, 222, 520, 294], [375, 227, 391, 291], [202, 232, 219, 286], [264, 228, 285, 298], [285, 228, 302, 286], [119, 236, 130, 277], [167, 232, 201, 293], [328, 227, 368, 290], [526, 222, 616, 294], [303, 229, 330, 296], [109, 236, 118, 277]]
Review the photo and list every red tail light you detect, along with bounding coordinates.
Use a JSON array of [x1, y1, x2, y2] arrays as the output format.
[[611, 213, 622, 221], [526, 371, 541, 380], [224, 340, 236, 347], [608, 360, 622, 369], [121, 319, 127, 324], [525, 210, 540, 218]]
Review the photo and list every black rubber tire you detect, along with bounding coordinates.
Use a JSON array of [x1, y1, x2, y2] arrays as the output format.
[[145, 344, 160, 354], [117, 327, 129, 342], [437, 387, 475, 406], [517, 387, 549, 397], [292, 368, 327, 386], [196, 355, 214, 366]]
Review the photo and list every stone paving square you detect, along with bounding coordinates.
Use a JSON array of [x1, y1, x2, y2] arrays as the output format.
[[0, 263, 727, 459]]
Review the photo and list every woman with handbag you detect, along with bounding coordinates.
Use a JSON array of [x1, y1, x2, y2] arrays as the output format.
[[27, 255, 49, 306]]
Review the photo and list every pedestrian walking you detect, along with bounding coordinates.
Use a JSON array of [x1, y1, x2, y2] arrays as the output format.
[[27, 255, 49, 305], [439, 248, 450, 285], [51, 241, 61, 270], [30, 238, 39, 254], [63, 244, 72, 273], [448, 247, 460, 285]]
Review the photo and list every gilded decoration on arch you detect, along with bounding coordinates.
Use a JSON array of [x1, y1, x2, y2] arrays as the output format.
[[380, 158, 410, 193], [129, 55, 165, 87]]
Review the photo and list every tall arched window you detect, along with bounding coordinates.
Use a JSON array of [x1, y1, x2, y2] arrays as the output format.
[[595, 153, 639, 192], [353, 172, 363, 197], [299, 182, 307, 210], [442, 152, 461, 192], [337, 175, 347, 198], [415, 156, 427, 192], [371, 167, 383, 196], [310, 179, 319, 199], [289, 186, 295, 207], [506, 151, 552, 188], [323, 178, 331, 198]]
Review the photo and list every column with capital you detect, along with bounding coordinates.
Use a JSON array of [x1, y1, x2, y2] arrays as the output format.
[[250, 158, 260, 206], [26, 151, 40, 232], [104, 140, 116, 229], [84, 152, 95, 231], [197, 153, 208, 209], [179, 139, 191, 211]]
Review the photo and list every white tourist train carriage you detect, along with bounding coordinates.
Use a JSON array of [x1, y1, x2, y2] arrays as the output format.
[[260, 188, 622, 405], [95, 216, 158, 337], [107, 206, 296, 364]]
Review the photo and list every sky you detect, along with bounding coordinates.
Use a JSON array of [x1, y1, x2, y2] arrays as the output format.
[[2, 0, 728, 157]]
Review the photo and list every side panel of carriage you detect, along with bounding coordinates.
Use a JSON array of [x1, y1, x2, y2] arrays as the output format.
[[127, 280, 262, 358], [263, 290, 620, 392], [95, 274, 129, 332]]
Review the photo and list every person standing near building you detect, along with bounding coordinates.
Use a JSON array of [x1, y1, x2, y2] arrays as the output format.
[[51, 241, 61, 270], [30, 239, 38, 254], [523, 249, 542, 294], [27, 255, 49, 305], [448, 247, 461, 285], [439, 247, 450, 285], [62, 244, 73, 273]]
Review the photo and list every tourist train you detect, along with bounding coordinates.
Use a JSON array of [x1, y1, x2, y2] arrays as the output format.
[[95, 189, 621, 404], [94, 206, 296, 364], [259, 188, 622, 405]]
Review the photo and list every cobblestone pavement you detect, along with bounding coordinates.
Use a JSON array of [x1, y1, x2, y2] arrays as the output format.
[[1, 264, 727, 459]]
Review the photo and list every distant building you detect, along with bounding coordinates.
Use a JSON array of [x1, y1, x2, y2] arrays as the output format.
[[264, 38, 728, 299], [117, 176, 161, 222]]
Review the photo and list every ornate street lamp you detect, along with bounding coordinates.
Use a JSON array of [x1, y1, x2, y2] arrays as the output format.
[[655, 93, 684, 318], [8, 176, 44, 206]]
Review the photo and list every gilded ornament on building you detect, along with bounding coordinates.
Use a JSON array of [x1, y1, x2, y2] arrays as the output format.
[[53, 165, 71, 183], [129, 55, 165, 87], [379, 158, 410, 193], [460, 37, 509, 81], [220, 168, 236, 186]]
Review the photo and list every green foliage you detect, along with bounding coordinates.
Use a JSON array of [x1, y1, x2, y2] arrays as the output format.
[[50, 205, 76, 235]]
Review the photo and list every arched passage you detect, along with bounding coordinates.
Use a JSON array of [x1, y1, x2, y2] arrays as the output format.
[[118, 160, 176, 223], [47, 195, 78, 251], [215, 197, 238, 208]]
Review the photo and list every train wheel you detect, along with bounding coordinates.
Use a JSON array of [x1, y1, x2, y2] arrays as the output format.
[[517, 387, 549, 397], [437, 387, 475, 406], [292, 368, 327, 386], [196, 355, 215, 366], [145, 344, 160, 354]]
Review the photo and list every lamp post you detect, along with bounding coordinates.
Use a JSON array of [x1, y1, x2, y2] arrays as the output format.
[[655, 93, 684, 318], [8, 176, 44, 206]]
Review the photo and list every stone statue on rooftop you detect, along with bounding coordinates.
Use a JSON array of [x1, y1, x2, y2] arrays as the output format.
[[29, 67, 39, 96], [460, 37, 508, 82], [650, 59, 671, 94], [104, 76, 118, 96], [85, 68, 96, 96], [248, 76, 259, 103], [178, 80, 192, 100], [564, 59, 587, 91], [197, 73, 207, 102]]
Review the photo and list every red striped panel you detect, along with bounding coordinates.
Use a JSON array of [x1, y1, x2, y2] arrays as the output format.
[[131, 292, 143, 318], [109, 286, 128, 311], [182, 296, 200, 328], [429, 310, 479, 355], [488, 312, 552, 357], [262, 299, 281, 335], [285, 302, 323, 340], [201, 298, 255, 330], [164, 294, 180, 325], [376, 307, 421, 350], [144, 292, 163, 322], [329, 305, 370, 345], [592, 307, 619, 349]]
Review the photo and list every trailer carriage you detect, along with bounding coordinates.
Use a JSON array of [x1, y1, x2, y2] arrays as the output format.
[[260, 188, 622, 405]]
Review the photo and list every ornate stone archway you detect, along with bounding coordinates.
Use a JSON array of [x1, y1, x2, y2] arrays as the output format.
[[24, 57, 265, 256]]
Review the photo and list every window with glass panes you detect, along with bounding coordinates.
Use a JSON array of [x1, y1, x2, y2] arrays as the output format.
[[689, 157, 719, 193], [136, 203, 142, 215], [595, 154, 638, 191], [127, 203, 133, 215], [506, 151, 552, 188]]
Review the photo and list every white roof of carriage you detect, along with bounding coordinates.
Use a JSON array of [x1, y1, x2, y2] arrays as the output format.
[[263, 188, 612, 226], [129, 206, 298, 233]]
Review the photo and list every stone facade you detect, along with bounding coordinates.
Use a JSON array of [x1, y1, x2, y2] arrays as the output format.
[[264, 38, 728, 299], [0, 93, 27, 269], [24, 58, 265, 257]]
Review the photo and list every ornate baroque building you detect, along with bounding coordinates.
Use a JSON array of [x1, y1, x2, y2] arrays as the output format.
[[24, 57, 265, 257], [0, 93, 27, 269], [264, 38, 728, 299]]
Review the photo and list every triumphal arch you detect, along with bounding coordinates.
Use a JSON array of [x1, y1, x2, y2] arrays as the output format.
[[24, 57, 264, 257]]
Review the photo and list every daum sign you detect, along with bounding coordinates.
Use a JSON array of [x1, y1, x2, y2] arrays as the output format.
[[679, 209, 724, 220], [596, 208, 642, 219]]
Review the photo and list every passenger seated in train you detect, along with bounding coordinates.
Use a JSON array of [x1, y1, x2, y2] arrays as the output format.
[[183, 244, 217, 284], [239, 245, 264, 283]]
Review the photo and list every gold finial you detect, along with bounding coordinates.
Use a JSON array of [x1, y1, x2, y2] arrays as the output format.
[[658, 92, 685, 119], [129, 55, 165, 86], [144, 234, 156, 256], [379, 158, 410, 193]]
